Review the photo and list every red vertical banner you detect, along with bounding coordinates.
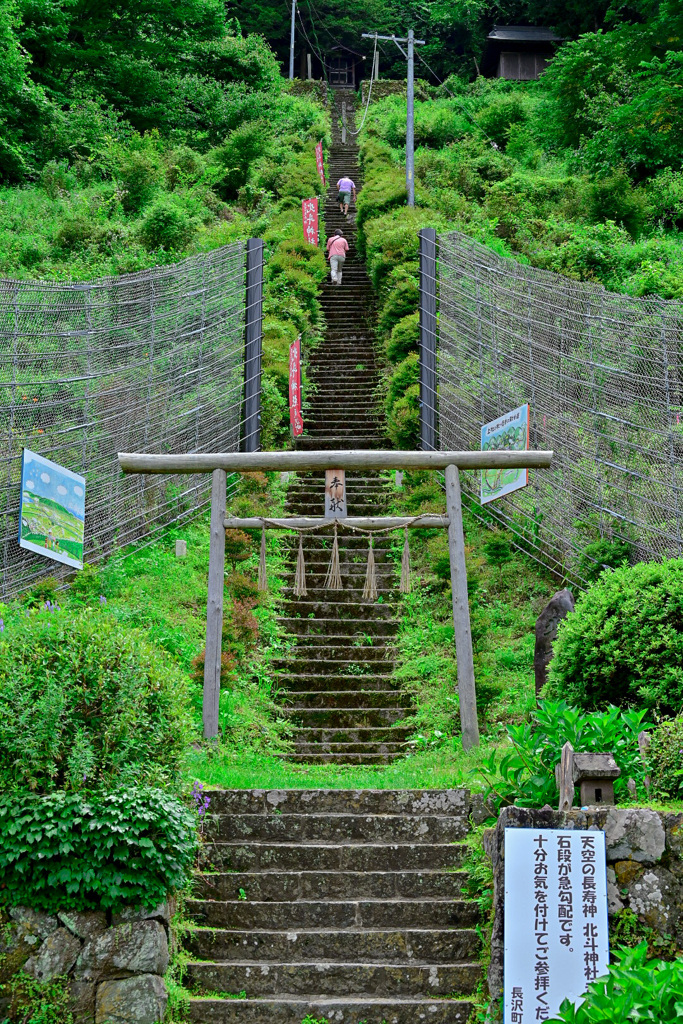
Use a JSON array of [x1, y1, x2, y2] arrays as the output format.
[[315, 141, 325, 186], [289, 336, 303, 437], [301, 197, 318, 246]]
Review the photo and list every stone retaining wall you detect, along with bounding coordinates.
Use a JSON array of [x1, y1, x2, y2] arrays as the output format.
[[485, 806, 683, 1005], [0, 902, 172, 1024]]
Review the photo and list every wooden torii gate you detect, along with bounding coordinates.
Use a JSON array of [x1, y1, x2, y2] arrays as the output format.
[[119, 448, 553, 750]]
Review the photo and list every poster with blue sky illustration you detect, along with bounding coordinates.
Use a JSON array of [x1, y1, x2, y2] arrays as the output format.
[[18, 449, 85, 569]]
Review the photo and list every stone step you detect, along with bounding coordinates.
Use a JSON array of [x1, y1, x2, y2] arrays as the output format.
[[207, 811, 465, 846], [286, 690, 411, 708], [285, 751, 404, 764], [277, 619, 399, 637], [198, 841, 469, 873], [276, 675, 399, 692], [186, 926, 481, 964], [185, 961, 482, 998], [272, 656, 395, 673], [282, 708, 408, 729], [187, 996, 475, 1024], [291, 741, 409, 756], [193, 868, 469, 902], [203, 790, 470, 816], [278, 601, 394, 620], [186, 898, 480, 931]]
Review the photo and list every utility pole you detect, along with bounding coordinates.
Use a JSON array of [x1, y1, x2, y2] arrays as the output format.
[[289, 0, 296, 80], [362, 30, 426, 206]]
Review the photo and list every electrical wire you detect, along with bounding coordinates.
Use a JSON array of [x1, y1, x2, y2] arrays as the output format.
[[346, 33, 378, 136]]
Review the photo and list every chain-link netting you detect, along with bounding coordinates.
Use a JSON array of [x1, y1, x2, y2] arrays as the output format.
[[434, 230, 683, 587], [0, 242, 247, 598]]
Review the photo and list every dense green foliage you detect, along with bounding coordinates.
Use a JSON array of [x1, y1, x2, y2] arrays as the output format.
[[546, 559, 683, 715], [648, 716, 683, 799], [476, 701, 649, 810], [548, 942, 683, 1022], [0, 603, 193, 793], [0, 787, 196, 912]]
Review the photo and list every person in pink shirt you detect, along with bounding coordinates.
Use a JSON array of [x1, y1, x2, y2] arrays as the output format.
[[326, 229, 349, 286], [336, 176, 356, 216]]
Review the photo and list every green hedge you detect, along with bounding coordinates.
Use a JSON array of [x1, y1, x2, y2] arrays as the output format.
[[0, 788, 196, 912], [546, 559, 683, 714], [0, 605, 193, 793]]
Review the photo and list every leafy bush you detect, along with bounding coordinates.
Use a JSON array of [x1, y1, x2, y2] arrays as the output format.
[[578, 536, 631, 582], [649, 716, 683, 800], [387, 312, 419, 361], [476, 701, 648, 811], [0, 605, 193, 793], [548, 942, 683, 1023], [546, 559, 683, 714], [139, 197, 197, 251], [0, 787, 196, 912], [118, 150, 161, 213]]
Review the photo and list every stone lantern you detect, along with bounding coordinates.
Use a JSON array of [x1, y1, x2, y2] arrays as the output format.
[[573, 752, 621, 806]]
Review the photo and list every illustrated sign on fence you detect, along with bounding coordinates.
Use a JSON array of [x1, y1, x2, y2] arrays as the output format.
[[315, 141, 325, 186], [302, 197, 319, 245], [504, 828, 609, 1023], [481, 403, 530, 505], [19, 449, 86, 569], [289, 337, 303, 437]]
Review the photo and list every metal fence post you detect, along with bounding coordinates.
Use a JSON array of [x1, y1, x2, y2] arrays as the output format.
[[243, 238, 264, 453], [419, 228, 437, 451]]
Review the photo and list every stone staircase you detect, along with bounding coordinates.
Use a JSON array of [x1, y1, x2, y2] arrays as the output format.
[[186, 789, 482, 1022], [181, 94, 483, 1024], [274, 89, 412, 766]]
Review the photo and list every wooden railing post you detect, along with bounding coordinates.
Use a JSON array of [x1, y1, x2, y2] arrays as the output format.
[[445, 463, 479, 749], [419, 228, 438, 452], [243, 238, 264, 453], [203, 468, 227, 739]]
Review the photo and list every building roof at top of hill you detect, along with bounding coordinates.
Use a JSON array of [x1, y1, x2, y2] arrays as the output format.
[[487, 24, 562, 42]]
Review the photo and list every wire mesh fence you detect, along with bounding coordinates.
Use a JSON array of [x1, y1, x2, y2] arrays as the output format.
[[0, 242, 249, 598], [434, 230, 683, 587]]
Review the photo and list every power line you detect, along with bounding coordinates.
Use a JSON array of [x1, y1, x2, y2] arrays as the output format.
[[346, 34, 378, 137]]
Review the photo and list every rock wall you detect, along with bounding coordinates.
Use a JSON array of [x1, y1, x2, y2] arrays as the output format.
[[485, 806, 683, 1005], [0, 902, 173, 1024]]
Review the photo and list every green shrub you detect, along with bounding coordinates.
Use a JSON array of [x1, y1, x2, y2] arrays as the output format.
[[139, 198, 197, 251], [0, 605, 193, 793], [387, 384, 420, 449], [477, 700, 648, 811], [546, 559, 683, 714], [0, 787, 196, 912], [578, 536, 631, 582], [649, 716, 683, 800], [475, 94, 528, 149], [587, 169, 648, 236], [548, 942, 683, 1023], [387, 312, 419, 362], [118, 151, 161, 213]]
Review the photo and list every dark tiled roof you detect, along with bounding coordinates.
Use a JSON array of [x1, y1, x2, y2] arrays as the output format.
[[487, 24, 562, 42]]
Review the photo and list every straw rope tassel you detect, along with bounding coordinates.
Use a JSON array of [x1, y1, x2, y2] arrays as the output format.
[[324, 522, 343, 591], [400, 526, 411, 594], [258, 525, 267, 592], [363, 535, 378, 602], [294, 532, 307, 598]]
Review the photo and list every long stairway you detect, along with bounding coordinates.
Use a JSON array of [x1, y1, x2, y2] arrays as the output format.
[[186, 789, 482, 1022], [275, 89, 411, 766], [183, 93, 483, 1024]]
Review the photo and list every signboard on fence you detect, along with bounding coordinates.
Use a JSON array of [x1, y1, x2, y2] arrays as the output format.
[[504, 828, 609, 1023], [19, 449, 85, 569], [315, 141, 325, 186], [481, 403, 530, 505], [289, 337, 303, 437], [302, 197, 319, 245]]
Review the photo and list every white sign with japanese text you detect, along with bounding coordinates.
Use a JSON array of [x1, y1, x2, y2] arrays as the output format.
[[504, 828, 609, 1024]]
